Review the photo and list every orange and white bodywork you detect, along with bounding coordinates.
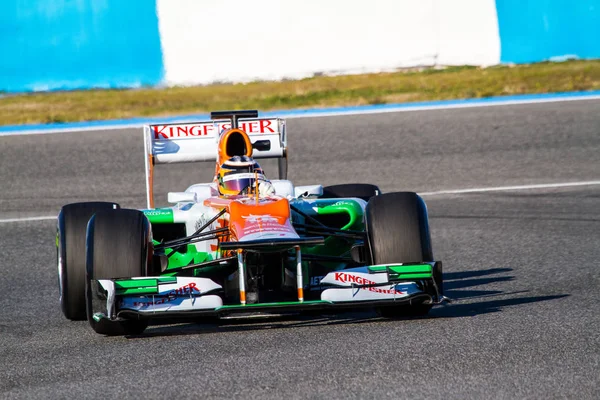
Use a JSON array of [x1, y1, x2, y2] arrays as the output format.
[[142, 114, 287, 208], [203, 196, 298, 242]]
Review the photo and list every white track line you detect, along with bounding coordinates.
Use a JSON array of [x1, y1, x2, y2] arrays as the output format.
[[0, 216, 56, 224], [418, 180, 600, 196], [1, 180, 599, 224]]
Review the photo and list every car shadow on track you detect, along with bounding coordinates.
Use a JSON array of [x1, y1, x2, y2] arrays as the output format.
[[127, 267, 568, 339], [433, 266, 568, 318], [443, 267, 515, 300]]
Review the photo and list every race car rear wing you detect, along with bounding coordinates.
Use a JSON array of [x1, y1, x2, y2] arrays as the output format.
[[143, 114, 288, 208]]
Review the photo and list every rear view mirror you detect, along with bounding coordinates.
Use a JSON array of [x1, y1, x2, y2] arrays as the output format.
[[167, 192, 197, 203], [295, 185, 323, 198], [252, 140, 271, 151]]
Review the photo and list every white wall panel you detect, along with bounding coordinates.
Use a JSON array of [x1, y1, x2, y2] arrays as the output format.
[[156, 0, 500, 86], [436, 0, 500, 66]]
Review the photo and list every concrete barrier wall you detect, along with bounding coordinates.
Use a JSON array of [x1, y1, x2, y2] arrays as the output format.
[[496, 0, 600, 63], [0, 0, 164, 92], [156, 0, 500, 86], [0, 0, 598, 92]]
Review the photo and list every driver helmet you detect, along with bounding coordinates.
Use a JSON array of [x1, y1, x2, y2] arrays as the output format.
[[217, 155, 267, 196]]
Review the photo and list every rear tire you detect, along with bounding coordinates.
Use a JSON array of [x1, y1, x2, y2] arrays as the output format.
[[365, 192, 433, 317], [86, 209, 151, 335], [322, 183, 381, 202], [57, 202, 119, 320]]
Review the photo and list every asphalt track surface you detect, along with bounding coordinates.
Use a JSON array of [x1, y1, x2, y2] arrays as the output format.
[[1, 100, 599, 399]]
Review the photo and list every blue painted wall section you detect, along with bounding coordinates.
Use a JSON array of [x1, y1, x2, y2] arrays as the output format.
[[0, 0, 164, 92], [497, 0, 600, 63]]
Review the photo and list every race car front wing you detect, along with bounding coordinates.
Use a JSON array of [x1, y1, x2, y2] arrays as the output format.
[[88, 262, 445, 323]]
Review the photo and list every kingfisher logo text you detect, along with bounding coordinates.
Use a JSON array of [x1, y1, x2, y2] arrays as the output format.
[[153, 120, 276, 139], [333, 272, 404, 295], [131, 283, 200, 307]]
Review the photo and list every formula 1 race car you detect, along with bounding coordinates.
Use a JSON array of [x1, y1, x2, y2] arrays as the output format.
[[57, 110, 446, 335]]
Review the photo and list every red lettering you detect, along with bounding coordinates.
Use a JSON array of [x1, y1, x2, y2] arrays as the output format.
[[176, 126, 189, 136], [334, 272, 345, 283], [259, 119, 275, 133], [188, 126, 202, 136], [153, 125, 170, 139], [247, 121, 259, 133], [168, 282, 201, 296], [152, 120, 276, 140], [154, 124, 220, 139]]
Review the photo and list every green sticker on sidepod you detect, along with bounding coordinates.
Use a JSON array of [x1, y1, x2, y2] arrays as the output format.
[[143, 209, 174, 224]]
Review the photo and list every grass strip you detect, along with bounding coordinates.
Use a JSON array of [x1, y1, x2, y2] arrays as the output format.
[[1, 60, 599, 126]]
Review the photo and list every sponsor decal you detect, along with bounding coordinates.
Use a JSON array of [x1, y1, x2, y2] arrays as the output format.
[[241, 214, 279, 223], [153, 119, 276, 140], [143, 209, 172, 216], [143, 209, 174, 223], [331, 201, 355, 207], [314, 200, 357, 209], [131, 282, 200, 307], [310, 276, 324, 286], [124, 295, 223, 312], [242, 221, 294, 236], [194, 215, 209, 231], [169, 282, 200, 295], [132, 298, 170, 307], [239, 213, 296, 238], [333, 272, 405, 295]]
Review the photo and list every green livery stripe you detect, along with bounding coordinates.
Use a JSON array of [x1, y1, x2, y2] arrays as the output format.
[[118, 287, 159, 295], [368, 264, 433, 281], [217, 300, 331, 310], [156, 277, 179, 283], [389, 273, 433, 280], [143, 208, 174, 223], [115, 279, 158, 288], [114, 277, 178, 295], [369, 264, 432, 274], [113, 277, 178, 287], [389, 265, 432, 274], [315, 200, 364, 231], [150, 239, 214, 271]]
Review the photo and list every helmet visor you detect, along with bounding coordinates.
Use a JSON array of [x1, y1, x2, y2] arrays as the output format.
[[221, 172, 266, 194]]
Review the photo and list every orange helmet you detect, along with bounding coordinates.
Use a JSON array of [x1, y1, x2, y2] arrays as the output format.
[[217, 156, 267, 196]]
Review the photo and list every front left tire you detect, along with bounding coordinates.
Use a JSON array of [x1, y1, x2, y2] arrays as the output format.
[[85, 209, 151, 335], [57, 202, 120, 320], [365, 192, 434, 317]]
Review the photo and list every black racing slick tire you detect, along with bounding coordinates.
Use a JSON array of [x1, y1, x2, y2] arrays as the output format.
[[365, 192, 433, 317], [57, 202, 120, 321], [322, 183, 381, 202], [85, 209, 151, 336]]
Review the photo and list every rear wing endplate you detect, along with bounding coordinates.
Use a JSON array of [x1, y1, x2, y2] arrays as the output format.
[[143, 117, 287, 208]]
